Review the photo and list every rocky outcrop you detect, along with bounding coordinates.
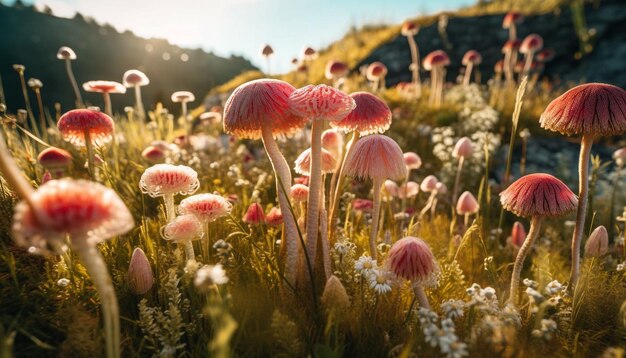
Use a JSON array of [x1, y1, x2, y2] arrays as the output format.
[[358, 0, 626, 88]]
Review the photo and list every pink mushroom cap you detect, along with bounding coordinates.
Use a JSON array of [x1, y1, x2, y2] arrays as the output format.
[[383, 180, 399, 198], [266, 207, 283, 227], [243, 203, 266, 224], [343, 134, 407, 182], [366, 62, 388, 80], [398, 181, 420, 199], [12, 179, 134, 254], [401, 21, 419, 36], [224, 79, 308, 139], [325, 60, 349, 79], [420, 175, 439, 192], [452, 137, 474, 159], [37, 147, 73, 170], [423, 50, 450, 71], [139, 164, 200, 198], [520, 34, 544, 54], [502, 39, 521, 53], [82, 80, 126, 94], [456, 191, 479, 215], [585, 225, 609, 257], [387, 236, 439, 285], [500, 173, 578, 218], [462, 50, 482, 65], [294, 148, 337, 175], [178, 193, 233, 223], [290, 184, 310, 202], [288, 84, 356, 122], [161, 214, 203, 243], [404, 152, 422, 170], [502, 11, 524, 28], [539, 83, 626, 136], [57, 109, 115, 147], [331, 92, 392, 135], [352, 198, 374, 212], [141, 145, 166, 164], [510, 221, 527, 249], [321, 129, 344, 150]]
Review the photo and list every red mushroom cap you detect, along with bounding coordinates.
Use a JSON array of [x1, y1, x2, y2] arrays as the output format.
[[494, 60, 504, 74], [331, 92, 392, 135], [520, 34, 544, 54], [502, 39, 521, 53], [224, 79, 308, 139], [386, 236, 438, 285], [343, 134, 407, 182], [82, 80, 126, 94], [366, 62, 388, 80], [37, 147, 73, 170], [243, 203, 266, 224], [325, 60, 349, 79], [139, 164, 200, 197], [423, 50, 450, 71], [535, 48, 556, 63], [141, 145, 166, 164], [57, 109, 115, 147], [500, 173, 577, 217], [401, 21, 419, 36], [294, 148, 337, 175], [178, 193, 233, 223], [539, 83, 626, 136], [290, 184, 309, 202], [321, 129, 344, 151], [403, 152, 422, 170], [462, 50, 482, 65], [502, 12, 524, 28], [123, 69, 150, 87], [510, 221, 526, 249], [352, 198, 374, 212], [161, 214, 203, 243], [266, 207, 283, 227], [12, 179, 134, 254], [288, 84, 355, 122]]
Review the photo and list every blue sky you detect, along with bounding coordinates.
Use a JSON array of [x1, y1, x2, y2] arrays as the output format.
[[13, 0, 473, 72]]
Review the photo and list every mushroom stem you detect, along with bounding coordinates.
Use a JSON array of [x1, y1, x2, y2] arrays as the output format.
[[65, 59, 83, 108], [463, 63, 473, 86], [320, 207, 331, 280], [437, 68, 446, 107], [76, 244, 120, 358], [134, 85, 145, 122], [103, 93, 112, 117], [464, 213, 470, 229], [328, 131, 360, 244], [369, 178, 383, 260], [183, 241, 196, 263], [34, 89, 46, 130], [406, 35, 421, 97], [509, 215, 542, 305], [452, 156, 465, 205], [84, 129, 95, 178], [260, 125, 299, 286], [305, 120, 324, 276], [16, 70, 38, 135], [522, 51, 534, 78], [163, 194, 176, 223], [181, 102, 190, 137], [509, 25, 517, 41], [419, 191, 437, 220], [429, 68, 438, 105], [503, 52, 513, 84], [570, 134, 593, 289], [412, 283, 430, 309]]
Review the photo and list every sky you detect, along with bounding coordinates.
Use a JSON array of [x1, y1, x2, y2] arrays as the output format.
[[13, 0, 473, 73]]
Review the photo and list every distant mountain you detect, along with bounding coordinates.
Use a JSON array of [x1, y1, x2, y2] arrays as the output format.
[[0, 2, 257, 114]]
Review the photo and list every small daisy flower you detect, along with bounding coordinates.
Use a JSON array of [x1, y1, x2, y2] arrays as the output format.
[[195, 264, 229, 288], [368, 269, 393, 295], [355, 255, 377, 276], [441, 299, 465, 319], [57, 278, 70, 287]]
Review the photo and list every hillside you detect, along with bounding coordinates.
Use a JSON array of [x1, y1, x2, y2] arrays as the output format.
[[0, 2, 257, 114]]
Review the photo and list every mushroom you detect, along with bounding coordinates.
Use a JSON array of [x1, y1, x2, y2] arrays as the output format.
[[82, 81, 126, 117], [509, 221, 526, 249], [401, 21, 421, 97], [419, 175, 439, 219], [519, 34, 543, 78], [127, 247, 154, 295], [422, 50, 450, 107], [141, 145, 166, 164], [343, 134, 407, 260], [243, 202, 266, 225], [501, 39, 521, 84], [37, 147, 73, 178], [139, 164, 200, 223], [327, 92, 391, 242], [288, 84, 355, 277], [122, 69, 150, 121], [301, 46, 318, 61], [291, 183, 310, 227], [57, 46, 83, 107], [27, 78, 46, 128], [404, 152, 422, 179], [178, 193, 232, 258], [57, 109, 114, 176], [456, 191, 479, 229], [500, 173, 577, 304], [266, 207, 284, 227], [12, 64, 37, 133], [260, 44, 274, 75], [366, 62, 388, 92], [325, 60, 349, 89], [321, 128, 344, 160], [171, 91, 195, 137], [539, 83, 626, 288], [451, 137, 474, 204], [161, 214, 204, 262], [224, 79, 307, 286], [386, 236, 438, 309], [461, 50, 482, 86], [502, 11, 524, 41], [584, 225, 608, 257]]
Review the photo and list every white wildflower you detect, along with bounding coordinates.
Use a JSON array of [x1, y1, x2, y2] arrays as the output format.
[[367, 269, 393, 295], [194, 264, 228, 288], [441, 299, 465, 319]]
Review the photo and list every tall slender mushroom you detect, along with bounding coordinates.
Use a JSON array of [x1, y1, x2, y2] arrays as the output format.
[[501, 40, 521, 84], [366, 62, 388, 92], [224, 79, 308, 286], [260, 44, 274, 75], [171, 91, 195, 137], [27, 78, 46, 128], [178, 193, 232, 259], [519, 34, 543, 78], [57, 109, 114, 176], [456, 191, 479, 229], [461, 50, 482, 86], [82, 81, 126, 117], [502, 11, 524, 41], [162, 214, 204, 263], [139, 164, 200, 223], [423, 50, 450, 107], [123, 69, 150, 121], [289, 84, 355, 276], [12, 64, 37, 133], [500, 173, 577, 304], [325, 61, 349, 89], [57, 46, 83, 107], [451, 137, 474, 204], [386, 236, 439, 309], [327, 92, 391, 243], [539, 83, 626, 288], [343, 134, 407, 260], [37, 147, 73, 178], [401, 21, 421, 97]]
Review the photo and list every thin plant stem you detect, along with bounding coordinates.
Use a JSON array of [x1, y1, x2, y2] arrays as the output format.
[[509, 216, 542, 305], [65, 59, 83, 107]]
